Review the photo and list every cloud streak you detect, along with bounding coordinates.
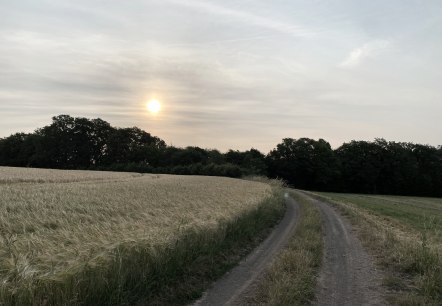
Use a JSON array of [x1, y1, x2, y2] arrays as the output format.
[[166, 0, 314, 37], [339, 40, 390, 68]]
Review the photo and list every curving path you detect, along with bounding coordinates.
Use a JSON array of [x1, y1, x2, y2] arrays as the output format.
[[191, 193, 300, 306], [306, 193, 386, 306]]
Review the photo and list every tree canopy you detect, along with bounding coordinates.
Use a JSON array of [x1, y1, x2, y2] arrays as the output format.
[[0, 115, 440, 197]]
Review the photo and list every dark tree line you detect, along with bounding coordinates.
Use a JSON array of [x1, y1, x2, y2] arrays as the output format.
[[0, 115, 441, 197], [267, 137, 442, 197], [0, 115, 266, 178]]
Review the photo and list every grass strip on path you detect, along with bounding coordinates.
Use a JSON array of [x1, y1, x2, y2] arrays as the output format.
[[244, 190, 323, 306]]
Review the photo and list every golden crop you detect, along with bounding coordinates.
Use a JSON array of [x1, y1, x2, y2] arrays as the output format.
[[0, 167, 272, 286]]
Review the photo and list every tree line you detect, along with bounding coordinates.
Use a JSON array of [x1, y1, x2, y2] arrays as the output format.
[[1, 115, 441, 197]]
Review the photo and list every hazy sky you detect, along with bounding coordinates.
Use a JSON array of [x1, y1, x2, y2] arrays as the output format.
[[1, 0, 441, 152]]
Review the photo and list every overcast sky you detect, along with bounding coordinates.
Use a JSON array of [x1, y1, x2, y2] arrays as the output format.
[[1, 0, 441, 152]]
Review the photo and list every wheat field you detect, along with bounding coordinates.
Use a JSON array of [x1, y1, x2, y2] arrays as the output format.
[[0, 167, 282, 305]]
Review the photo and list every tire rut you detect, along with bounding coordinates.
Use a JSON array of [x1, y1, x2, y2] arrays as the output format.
[[191, 194, 300, 306], [308, 194, 386, 306]]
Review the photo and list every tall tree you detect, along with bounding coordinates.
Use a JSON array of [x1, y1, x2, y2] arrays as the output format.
[[105, 127, 166, 165], [335, 140, 383, 193], [267, 138, 339, 190], [0, 133, 34, 166]]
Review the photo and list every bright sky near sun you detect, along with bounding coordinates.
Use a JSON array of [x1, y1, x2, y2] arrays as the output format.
[[0, 0, 441, 151]]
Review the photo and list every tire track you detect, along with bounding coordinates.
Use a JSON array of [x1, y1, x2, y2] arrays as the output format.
[[307, 194, 386, 306], [191, 193, 300, 306]]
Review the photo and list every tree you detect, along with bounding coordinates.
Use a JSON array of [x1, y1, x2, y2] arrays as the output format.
[[335, 140, 383, 193], [374, 139, 417, 195], [105, 127, 166, 165], [0, 133, 34, 166], [411, 144, 442, 196], [169, 146, 209, 166], [224, 148, 267, 175], [34, 115, 114, 168], [267, 138, 339, 190]]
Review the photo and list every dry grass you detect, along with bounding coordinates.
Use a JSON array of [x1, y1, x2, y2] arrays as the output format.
[[0, 166, 144, 184], [0, 167, 282, 305]]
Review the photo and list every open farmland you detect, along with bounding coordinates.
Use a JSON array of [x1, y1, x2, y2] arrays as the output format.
[[0, 167, 145, 184], [314, 192, 442, 305], [0, 167, 284, 305]]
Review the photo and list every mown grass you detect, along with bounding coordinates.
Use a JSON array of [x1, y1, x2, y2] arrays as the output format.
[[0, 167, 285, 305], [244, 190, 323, 306], [319, 193, 442, 234], [314, 192, 442, 306]]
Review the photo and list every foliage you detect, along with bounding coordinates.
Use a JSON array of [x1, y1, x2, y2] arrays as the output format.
[[0, 115, 266, 178], [267, 138, 340, 191], [334, 139, 442, 196], [0, 115, 441, 196], [268, 138, 441, 197]]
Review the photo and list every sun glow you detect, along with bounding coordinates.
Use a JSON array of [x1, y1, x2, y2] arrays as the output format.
[[147, 99, 161, 114]]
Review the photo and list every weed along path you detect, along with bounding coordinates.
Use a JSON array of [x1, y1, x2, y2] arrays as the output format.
[[191, 193, 301, 306], [307, 193, 386, 306]]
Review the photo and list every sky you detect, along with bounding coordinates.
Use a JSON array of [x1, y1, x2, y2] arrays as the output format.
[[1, 0, 441, 152]]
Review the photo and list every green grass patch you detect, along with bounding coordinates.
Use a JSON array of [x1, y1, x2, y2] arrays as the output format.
[[245, 190, 323, 305], [319, 193, 442, 235]]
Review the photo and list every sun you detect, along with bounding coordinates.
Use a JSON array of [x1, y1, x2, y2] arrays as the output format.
[[146, 99, 161, 114]]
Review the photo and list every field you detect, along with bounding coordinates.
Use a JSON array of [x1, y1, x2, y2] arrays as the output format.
[[314, 192, 442, 305], [0, 167, 142, 184], [3, 166, 441, 305], [0, 167, 284, 305]]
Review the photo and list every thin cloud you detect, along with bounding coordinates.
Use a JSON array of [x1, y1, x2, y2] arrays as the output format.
[[339, 40, 390, 68], [166, 0, 314, 37]]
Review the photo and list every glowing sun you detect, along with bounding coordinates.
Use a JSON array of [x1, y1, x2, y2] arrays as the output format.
[[147, 99, 161, 114]]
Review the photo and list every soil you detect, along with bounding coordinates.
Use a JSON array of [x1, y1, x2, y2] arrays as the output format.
[[191, 192, 386, 306], [312, 196, 386, 306], [191, 193, 301, 306]]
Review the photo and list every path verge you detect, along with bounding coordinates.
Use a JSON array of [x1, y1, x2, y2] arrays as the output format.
[[191, 193, 300, 306]]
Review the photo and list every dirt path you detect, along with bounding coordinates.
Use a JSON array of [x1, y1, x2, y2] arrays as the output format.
[[310, 195, 386, 306], [191, 193, 300, 306]]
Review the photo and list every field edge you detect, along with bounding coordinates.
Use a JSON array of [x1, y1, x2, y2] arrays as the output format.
[[0, 180, 286, 306]]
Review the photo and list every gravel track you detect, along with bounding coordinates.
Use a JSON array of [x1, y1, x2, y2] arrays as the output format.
[[191, 194, 300, 306], [309, 194, 386, 306]]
